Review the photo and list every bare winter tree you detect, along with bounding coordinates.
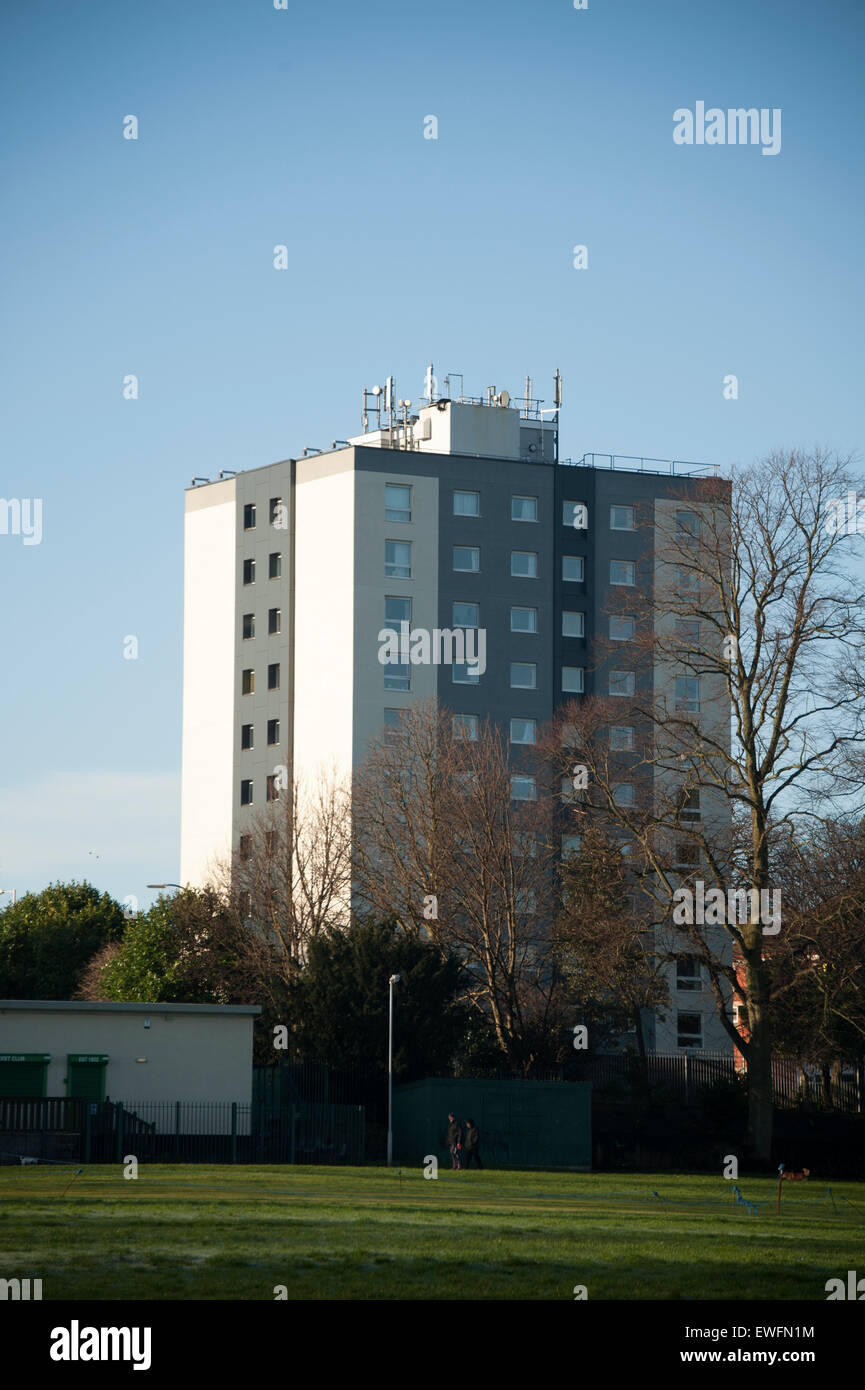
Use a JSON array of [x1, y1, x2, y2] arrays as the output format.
[[545, 448, 865, 1161], [352, 700, 565, 1073]]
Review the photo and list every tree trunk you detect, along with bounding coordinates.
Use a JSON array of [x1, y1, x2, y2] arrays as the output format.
[[743, 945, 774, 1162]]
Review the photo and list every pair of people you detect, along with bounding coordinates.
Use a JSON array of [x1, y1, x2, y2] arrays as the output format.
[[446, 1112, 483, 1170]]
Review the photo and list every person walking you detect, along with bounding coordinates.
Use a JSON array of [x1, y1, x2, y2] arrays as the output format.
[[446, 1112, 463, 1170], [463, 1118, 483, 1169]]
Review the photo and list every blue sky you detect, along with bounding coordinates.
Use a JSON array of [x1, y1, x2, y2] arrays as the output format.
[[1, 0, 863, 910]]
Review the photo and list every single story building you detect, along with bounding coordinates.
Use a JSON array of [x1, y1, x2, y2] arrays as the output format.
[[0, 1000, 260, 1105]]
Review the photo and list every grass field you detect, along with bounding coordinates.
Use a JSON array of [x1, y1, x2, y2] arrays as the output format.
[[1, 1164, 864, 1300]]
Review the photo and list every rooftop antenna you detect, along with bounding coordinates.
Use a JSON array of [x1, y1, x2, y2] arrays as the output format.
[[384, 376, 395, 426], [525, 375, 533, 419], [554, 368, 562, 464], [424, 363, 436, 404]]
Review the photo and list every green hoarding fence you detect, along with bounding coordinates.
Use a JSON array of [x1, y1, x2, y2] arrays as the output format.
[[393, 1076, 592, 1170]]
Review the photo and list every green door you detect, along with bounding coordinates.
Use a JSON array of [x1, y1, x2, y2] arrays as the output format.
[[66, 1055, 108, 1101], [0, 1054, 50, 1097]]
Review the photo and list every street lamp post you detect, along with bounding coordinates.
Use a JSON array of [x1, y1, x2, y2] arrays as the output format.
[[0, 889, 16, 907], [387, 973, 400, 1168], [146, 883, 183, 890]]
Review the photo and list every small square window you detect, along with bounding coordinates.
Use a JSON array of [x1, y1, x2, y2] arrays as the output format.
[[386, 541, 412, 578], [239, 834, 252, 861], [511, 551, 537, 578], [453, 490, 480, 516], [242, 669, 255, 695], [510, 717, 536, 745], [561, 723, 579, 747], [266, 774, 279, 802], [269, 497, 285, 526], [677, 1012, 703, 1049], [675, 841, 701, 868], [384, 662, 410, 692], [612, 783, 635, 807], [242, 613, 255, 640], [267, 718, 280, 745], [610, 560, 635, 586], [675, 675, 700, 713], [240, 779, 253, 806], [510, 662, 537, 689], [241, 723, 254, 751], [453, 713, 479, 741], [453, 545, 480, 572], [563, 500, 588, 528], [452, 663, 480, 685], [511, 495, 538, 522], [677, 566, 700, 593], [609, 725, 634, 750], [452, 601, 479, 628], [562, 833, 582, 859], [610, 616, 635, 641], [609, 670, 635, 697], [269, 607, 281, 635], [677, 956, 701, 992], [386, 596, 412, 627], [561, 776, 581, 804], [243, 558, 255, 585], [679, 789, 701, 822], [267, 663, 280, 691], [562, 611, 584, 638], [510, 775, 537, 802], [562, 556, 584, 582], [510, 606, 537, 633], [562, 666, 584, 693], [269, 552, 282, 579], [386, 483, 412, 523], [243, 503, 256, 530], [676, 510, 701, 541], [384, 708, 407, 741], [675, 618, 700, 646], [610, 504, 635, 530]]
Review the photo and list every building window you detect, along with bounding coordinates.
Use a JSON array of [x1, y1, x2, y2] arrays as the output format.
[[677, 1013, 703, 1049], [677, 956, 701, 992], [510, 717, 537, 745], [511, 495, 538, 522], [676, 617, 700, 647], [384, 709, 407, 741], [241, 724, 254, 751], [385, 662, 410, 692], [562, 833, 582, 859], [561, 776, 581, 804], [562, 611, 584, 638], [269, 607, 281, 635], [609, 725, 634, 750], [243, 558, 255, 585], [385, 596, 412, 628], [242, 613, 255, 640], [243, 503, 256, 530], [242, 669, 255, 695], [453, 546, 480, 572], [239, 834, 252, 861], [679, 789, 701, 822], [510, 775, 537, 802], [511, 551, 537, 578], [563, 500, 587, 527], [610, 504, 635, 530], [240, 779, 253, 806], [238, 890, 251, 918], [610, 616, 635, 641], [612, 783, 635, 807], [677, 565, 700, 594], [511, 606, 537, 633], [266, 774, 279, 802], [453, 713, 479, 740], [267, 663, 280, 690], [610, 560, 635, 586], [676, 510, 701, 542], [269, 552, 282, 579], [675, 675, 700, 713], [510, 662, 537, 689], [265, 830, 278, 855], [267, 718, 280, 745], [561, 723, 579, 747], [675, 841, 701, 869], [453, 490, 479, 516], [452, 601, 479, 628], [269, 497, 283, 525], [609, 670, 635, 697], [452, 663, 479, 685], [386, 541, 412, 578], [385, 483, 412, 523], [562, 667, 584, 693], [562, 556, 584, 582]]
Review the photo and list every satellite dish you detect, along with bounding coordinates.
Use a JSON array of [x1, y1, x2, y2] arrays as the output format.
[[499, 390, 510, 407]]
